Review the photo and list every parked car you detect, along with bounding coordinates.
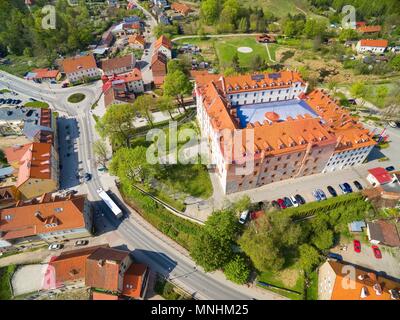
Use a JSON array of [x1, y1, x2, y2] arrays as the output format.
[[317, 189, 327, 200], [327, 252, 343, 261], [271, 200, 281, 210], [75, 240, 89, 247], [343, 183, 353, 193], [388, 121, 398, 128], [83, 173, 92, 182], [339, 183, 352, 194], [312, 190, 322, 202], [239, 210, 249, 224], [289, 196, 299, 207], [353, 240, 361, 253], [372, 245, 382, 259], [48, 243, 63, 251], [327, 186, 338, 197], [353, 181, 363, 191], [385, 166, 395, 172], [295, 194, 306, 205], [277, 198, 286, 209], [283, 197, 293, 207]]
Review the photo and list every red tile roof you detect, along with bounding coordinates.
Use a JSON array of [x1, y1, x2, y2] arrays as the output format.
[[32, 68, 60, 79], [171, 2, 192, 15], [62, 55, 97, 74], [122, 264, 148, 298], [154, 35, 172, 51], [359, 39, 388, 48], [100, 54, 135, 74], [368, 167, 393, 185], [0, 194, 88, 240], [357, 25, 382, 33], [128, 34, 145, 46]]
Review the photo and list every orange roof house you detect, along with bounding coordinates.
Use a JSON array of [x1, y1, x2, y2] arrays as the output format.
[[358, 39, 388, 48], [171, 2, 192, 16], [319, 260, 400, 300], [31, 68, 61, 81], [122, 263, 149, 299], [62, 54, 97, 74], [128, 34, 146, 48], [357, 25, 382, 33], [3, 142, 59, 199], [151, 52, 168, 87], [0, 193, 92, 248], [154, 35, 172, 59], [100, 54, 136, 76]]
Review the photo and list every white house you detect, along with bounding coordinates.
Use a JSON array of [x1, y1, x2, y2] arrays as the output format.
[[356, 39, 388, 54], [62, 54, 100, 83]]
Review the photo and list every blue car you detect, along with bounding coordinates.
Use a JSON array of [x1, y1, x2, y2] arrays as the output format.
[[312, 190, 322, 201], [327, 252, 343, 261], [317, 189, 327, 200], [343, 183, 353, 193]]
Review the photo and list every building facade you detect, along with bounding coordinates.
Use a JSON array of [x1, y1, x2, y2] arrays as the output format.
[[62, 54, 101, 83]]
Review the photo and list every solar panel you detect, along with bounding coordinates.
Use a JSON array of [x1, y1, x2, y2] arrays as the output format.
[[251, 74, 265, 81], [268, 73, 281, 79]]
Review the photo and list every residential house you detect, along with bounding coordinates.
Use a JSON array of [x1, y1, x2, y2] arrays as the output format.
[[50, 245, 150, 299], [128, 34, 146, 49], [61, 54, 100, 83], [159, 14, 171, 25], [318, 260, 400, 300], [256, 34, 276, 43], [99, 31, 114, 48], [367, 167, 394, 186], [356, 39, 388, 54], [367, 220, 400, 247], [100, 54, 136, 76], [151, 52, 167, 88], [24, 69, 61, 83], [0, 193, 93, 250], [357, 25, 382, 34], [4, 142, 59, 199], [171, 2, 191, 16], [154, 35, 172, 59]]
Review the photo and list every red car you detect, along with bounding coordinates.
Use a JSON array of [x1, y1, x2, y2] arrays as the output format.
[[372, 245, 382, 259], [277, 198, 286, 209], [353, 240, 361, 253]]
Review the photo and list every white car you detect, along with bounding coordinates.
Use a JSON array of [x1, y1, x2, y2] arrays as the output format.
[[388, 121, 398, 128], [48, 243, 63, 251], [239, 210, 249, 224], [289, 196, 299, 207]]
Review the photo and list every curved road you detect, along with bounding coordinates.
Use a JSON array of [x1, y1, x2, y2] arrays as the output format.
[[0, 71, 285, 300]]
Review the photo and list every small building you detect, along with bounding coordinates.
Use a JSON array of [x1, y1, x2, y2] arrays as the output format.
[[100, 54, 136, 76], [159, 14, 171, 25], [151, 52, 168, 88], [357, 25, 382, 34], [367, 220, 400, 247], [154, 35, 172, 59], [24, 69, 61, 83], [128, 34, 146, 49], [356, 39, 388, 54], [256, 34, 276, 43], [367, 167, 394, 186], [171, 2, 192, 16], [318, 260, 400, 300], [0, 193, 93, 250], [61, 54, 100, 83], [348, 220, 366, 233], [99, 31, 114, 48]]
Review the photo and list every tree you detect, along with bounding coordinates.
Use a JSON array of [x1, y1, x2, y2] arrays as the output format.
[[93, 139, 109, 168], [231, 52, 240, 72], [204, 209, 240, 242], [298, 244, 321, 273], [233, 195, 251, 213], [376, 85, 389, 105], [158, 95, 176, 119], [312, 229, 334, 250], [190, 231, 233, 272], [223, 255, 251, 284], [96, 103, 136, 147], [200, 0, 220, 24], [350, 81, 368, 106], [250, 54, 264, 72], [163, 70, 193, 112], [238, 17, 248, 33], [390, 55, 400, 71], [110, 146, 157, 184], [304, 19, 327, 39], [133, 94, 155, 127], [338, 28, 358, 42]]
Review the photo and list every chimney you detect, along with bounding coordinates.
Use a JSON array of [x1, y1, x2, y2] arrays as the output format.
[[35, 211, 45, 222]]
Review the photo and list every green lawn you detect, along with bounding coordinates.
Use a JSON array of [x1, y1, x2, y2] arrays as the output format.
[[68, 93, 86, 103], [24, 101, 49, 109], [0, 89, 11, 94], [0, 265, 16, 300], [306, 270, 319, 300], [214, 37, 274, 69], [257, 266, 305, 300]]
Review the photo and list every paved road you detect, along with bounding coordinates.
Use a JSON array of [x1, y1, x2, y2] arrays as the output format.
[[0, 71, 285, 300], [171, 33, 270, 42]]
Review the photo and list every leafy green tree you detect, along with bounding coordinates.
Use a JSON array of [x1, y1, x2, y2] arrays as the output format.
[[204, 209, 240, 242], [376, 85, 389, 104], [190, 231, 233, 272], [96, 103, 136, 147], [238, 17, 248, 33], [298, 244, 321, 273], [223, 255, 251, 284], [304, 19, 327, 39], [110, 146, 157, 184], [158, 95, 176, 120], [200, 0, 220, 24], [338, 28, 358, 42], [350, 81, 368, 106], [312, 229, 334, 250], [163, 70, 193, 112], [233, 195, 251, 213], [133, 95, 155, 127], [231, 52, 240, 72], [250, 54, 265, 72], [283, 20, 297, 37], [93, 139, 109, 168]]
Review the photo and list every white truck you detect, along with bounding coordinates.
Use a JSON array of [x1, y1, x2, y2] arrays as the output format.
[[97, 188, 123, 219]]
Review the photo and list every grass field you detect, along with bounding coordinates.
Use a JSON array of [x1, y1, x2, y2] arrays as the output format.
[[0, 55, 50, 77], [68, 93, 86, 103], [0, 265, 16, 300], [24, 101, 49, 109], [214, 37, 276, 69]]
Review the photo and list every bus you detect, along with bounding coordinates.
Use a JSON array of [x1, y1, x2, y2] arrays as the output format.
[[97, 188, 123, 219]]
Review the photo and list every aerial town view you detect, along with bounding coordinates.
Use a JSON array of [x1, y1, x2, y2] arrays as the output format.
[[0, 0, 399, 310]]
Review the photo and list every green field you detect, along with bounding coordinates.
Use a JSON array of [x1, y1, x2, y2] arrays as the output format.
[[24, 101, 49, 109], [0, 265, 16, 300], [214, 37, 277, 69]]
